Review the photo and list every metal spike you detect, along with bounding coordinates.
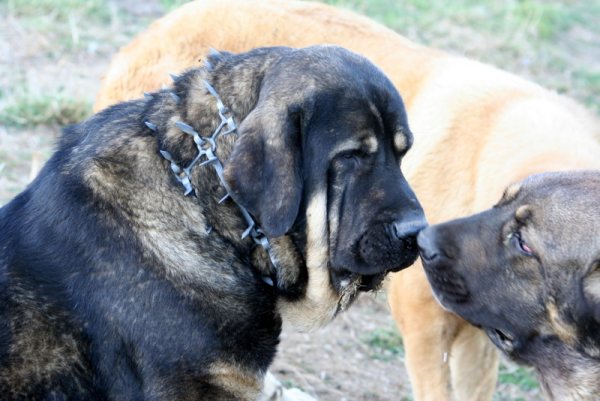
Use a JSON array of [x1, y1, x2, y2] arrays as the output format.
[[143, 92, 153, 100], [170, 163, 182, 174], [181, 176, 193, 196], [175, 121, 197, 136], [159, 150, 173, 161], [145, 121, 157, 131], [169, 73, 180, 82], [203, 79, 218, 97], [241, 224, 254, 240], [261, 276, 274, 287], [218, 193, 230, 204], [170, 92, 181, 104]]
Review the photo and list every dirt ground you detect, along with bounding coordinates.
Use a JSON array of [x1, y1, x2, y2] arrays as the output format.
[[2, 1, 582, 400]]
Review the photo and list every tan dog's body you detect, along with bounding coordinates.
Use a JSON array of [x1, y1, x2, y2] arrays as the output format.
[[95, 1, 600, 399]]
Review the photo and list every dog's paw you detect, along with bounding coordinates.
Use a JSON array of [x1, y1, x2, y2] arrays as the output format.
[[282, 388, 318, 401], [259, 371, 318, 401]]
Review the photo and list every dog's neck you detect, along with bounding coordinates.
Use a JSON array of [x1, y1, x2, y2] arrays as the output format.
[[140, 50, 307, 299]]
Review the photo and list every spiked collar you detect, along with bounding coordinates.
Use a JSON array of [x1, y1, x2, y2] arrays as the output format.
[[145, 79, 279, 287]]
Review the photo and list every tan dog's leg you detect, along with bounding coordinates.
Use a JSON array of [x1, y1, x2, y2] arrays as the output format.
[[449, 325, 499, 401], [389, 262, 497, 401], [389, 264, 457, 401]]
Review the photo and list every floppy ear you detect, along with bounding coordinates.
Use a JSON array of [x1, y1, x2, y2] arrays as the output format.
[[224, 102, 302, 238]]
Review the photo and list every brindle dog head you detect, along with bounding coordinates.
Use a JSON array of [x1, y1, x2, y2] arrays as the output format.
[[223, 46, 425, 279], [164, 45, 426, 326], [418, 171, 600, 401]]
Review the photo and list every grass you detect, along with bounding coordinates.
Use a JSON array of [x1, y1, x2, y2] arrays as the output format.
[[362, 326, 404, 362], [0, 86, 91, 128], [3, 0, 111, 21], [324, 0, 600, 113], [159, 0, 191, 11], [2, 0, 113, 53], [497, 364, 540, 392], [360, 325, 540, 400]]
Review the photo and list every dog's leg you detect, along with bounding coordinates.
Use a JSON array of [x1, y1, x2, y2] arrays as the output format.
[[389, 263, 479, 401], [259, 372, 284, 401], [449, 324, 499, 401]]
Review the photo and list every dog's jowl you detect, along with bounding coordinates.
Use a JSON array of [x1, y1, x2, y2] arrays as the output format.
[[419, 171, 600, 401], [0, 46, 425, 400]]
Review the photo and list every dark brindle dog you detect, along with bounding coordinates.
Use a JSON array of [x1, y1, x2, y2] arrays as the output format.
[[0, 46, 426, 400], [418, 171, 600, 401]]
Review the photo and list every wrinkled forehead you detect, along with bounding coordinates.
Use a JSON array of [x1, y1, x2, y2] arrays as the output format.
[[315, 98, 412, 156], [512, 173, 600, 255], [500, 172, 600, 206]]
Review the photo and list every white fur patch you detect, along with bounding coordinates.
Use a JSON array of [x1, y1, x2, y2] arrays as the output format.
[[331, 138, 361, 156], [394, 132, 408, 153], [364, 136, 378, 153]]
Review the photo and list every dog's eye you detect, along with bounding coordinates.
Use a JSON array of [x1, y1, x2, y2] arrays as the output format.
[[510, 231, 534, 256], [337, 150, 366, 167]]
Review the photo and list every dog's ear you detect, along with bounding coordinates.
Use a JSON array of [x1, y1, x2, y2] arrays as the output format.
[[224, 102, 302, 238], [581, 260, 600, 322]]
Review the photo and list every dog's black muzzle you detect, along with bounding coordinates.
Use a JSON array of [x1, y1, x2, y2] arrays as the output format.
[[357, 212, 428, 276]]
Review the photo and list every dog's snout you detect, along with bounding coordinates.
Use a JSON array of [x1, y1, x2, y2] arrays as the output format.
[[417, 227, 441, 262], [392, 218, 428, 241]]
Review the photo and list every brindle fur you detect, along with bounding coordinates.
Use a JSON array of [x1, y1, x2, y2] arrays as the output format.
[[0, 46, 425, 400], [418, 171, 600, 401]]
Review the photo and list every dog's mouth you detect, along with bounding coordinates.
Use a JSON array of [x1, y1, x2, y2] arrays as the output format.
[[329, 268, 386, 316], [485, 327, 517, 354], [330, 268, 386, 293]]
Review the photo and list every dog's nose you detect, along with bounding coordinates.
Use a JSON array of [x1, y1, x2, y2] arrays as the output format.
[[392, 217, 428, 241], [417, 227, 440, 262]]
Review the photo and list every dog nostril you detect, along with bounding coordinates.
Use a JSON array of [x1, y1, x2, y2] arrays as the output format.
[[392, 218, 428, 241], [418, 246, 439, 262], [416, 228, 441, 262]]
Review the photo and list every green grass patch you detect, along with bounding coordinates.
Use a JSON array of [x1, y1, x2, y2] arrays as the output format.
[[361, 326, 404, 362], [323, 0, 590, 42], [0, 89, 91, 127], [3, 0, 125, 54], [325, 0, 600, 123], [498, 363, 539, 392], [159, 0, 192, 12], [4, 0, 110, 21]]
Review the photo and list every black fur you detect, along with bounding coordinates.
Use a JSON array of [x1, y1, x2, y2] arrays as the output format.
[[0, 46, 424, 400]]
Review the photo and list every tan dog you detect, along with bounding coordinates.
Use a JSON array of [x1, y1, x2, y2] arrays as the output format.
[[94, 1, 600, 400], [418, 171, 600, 401]]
